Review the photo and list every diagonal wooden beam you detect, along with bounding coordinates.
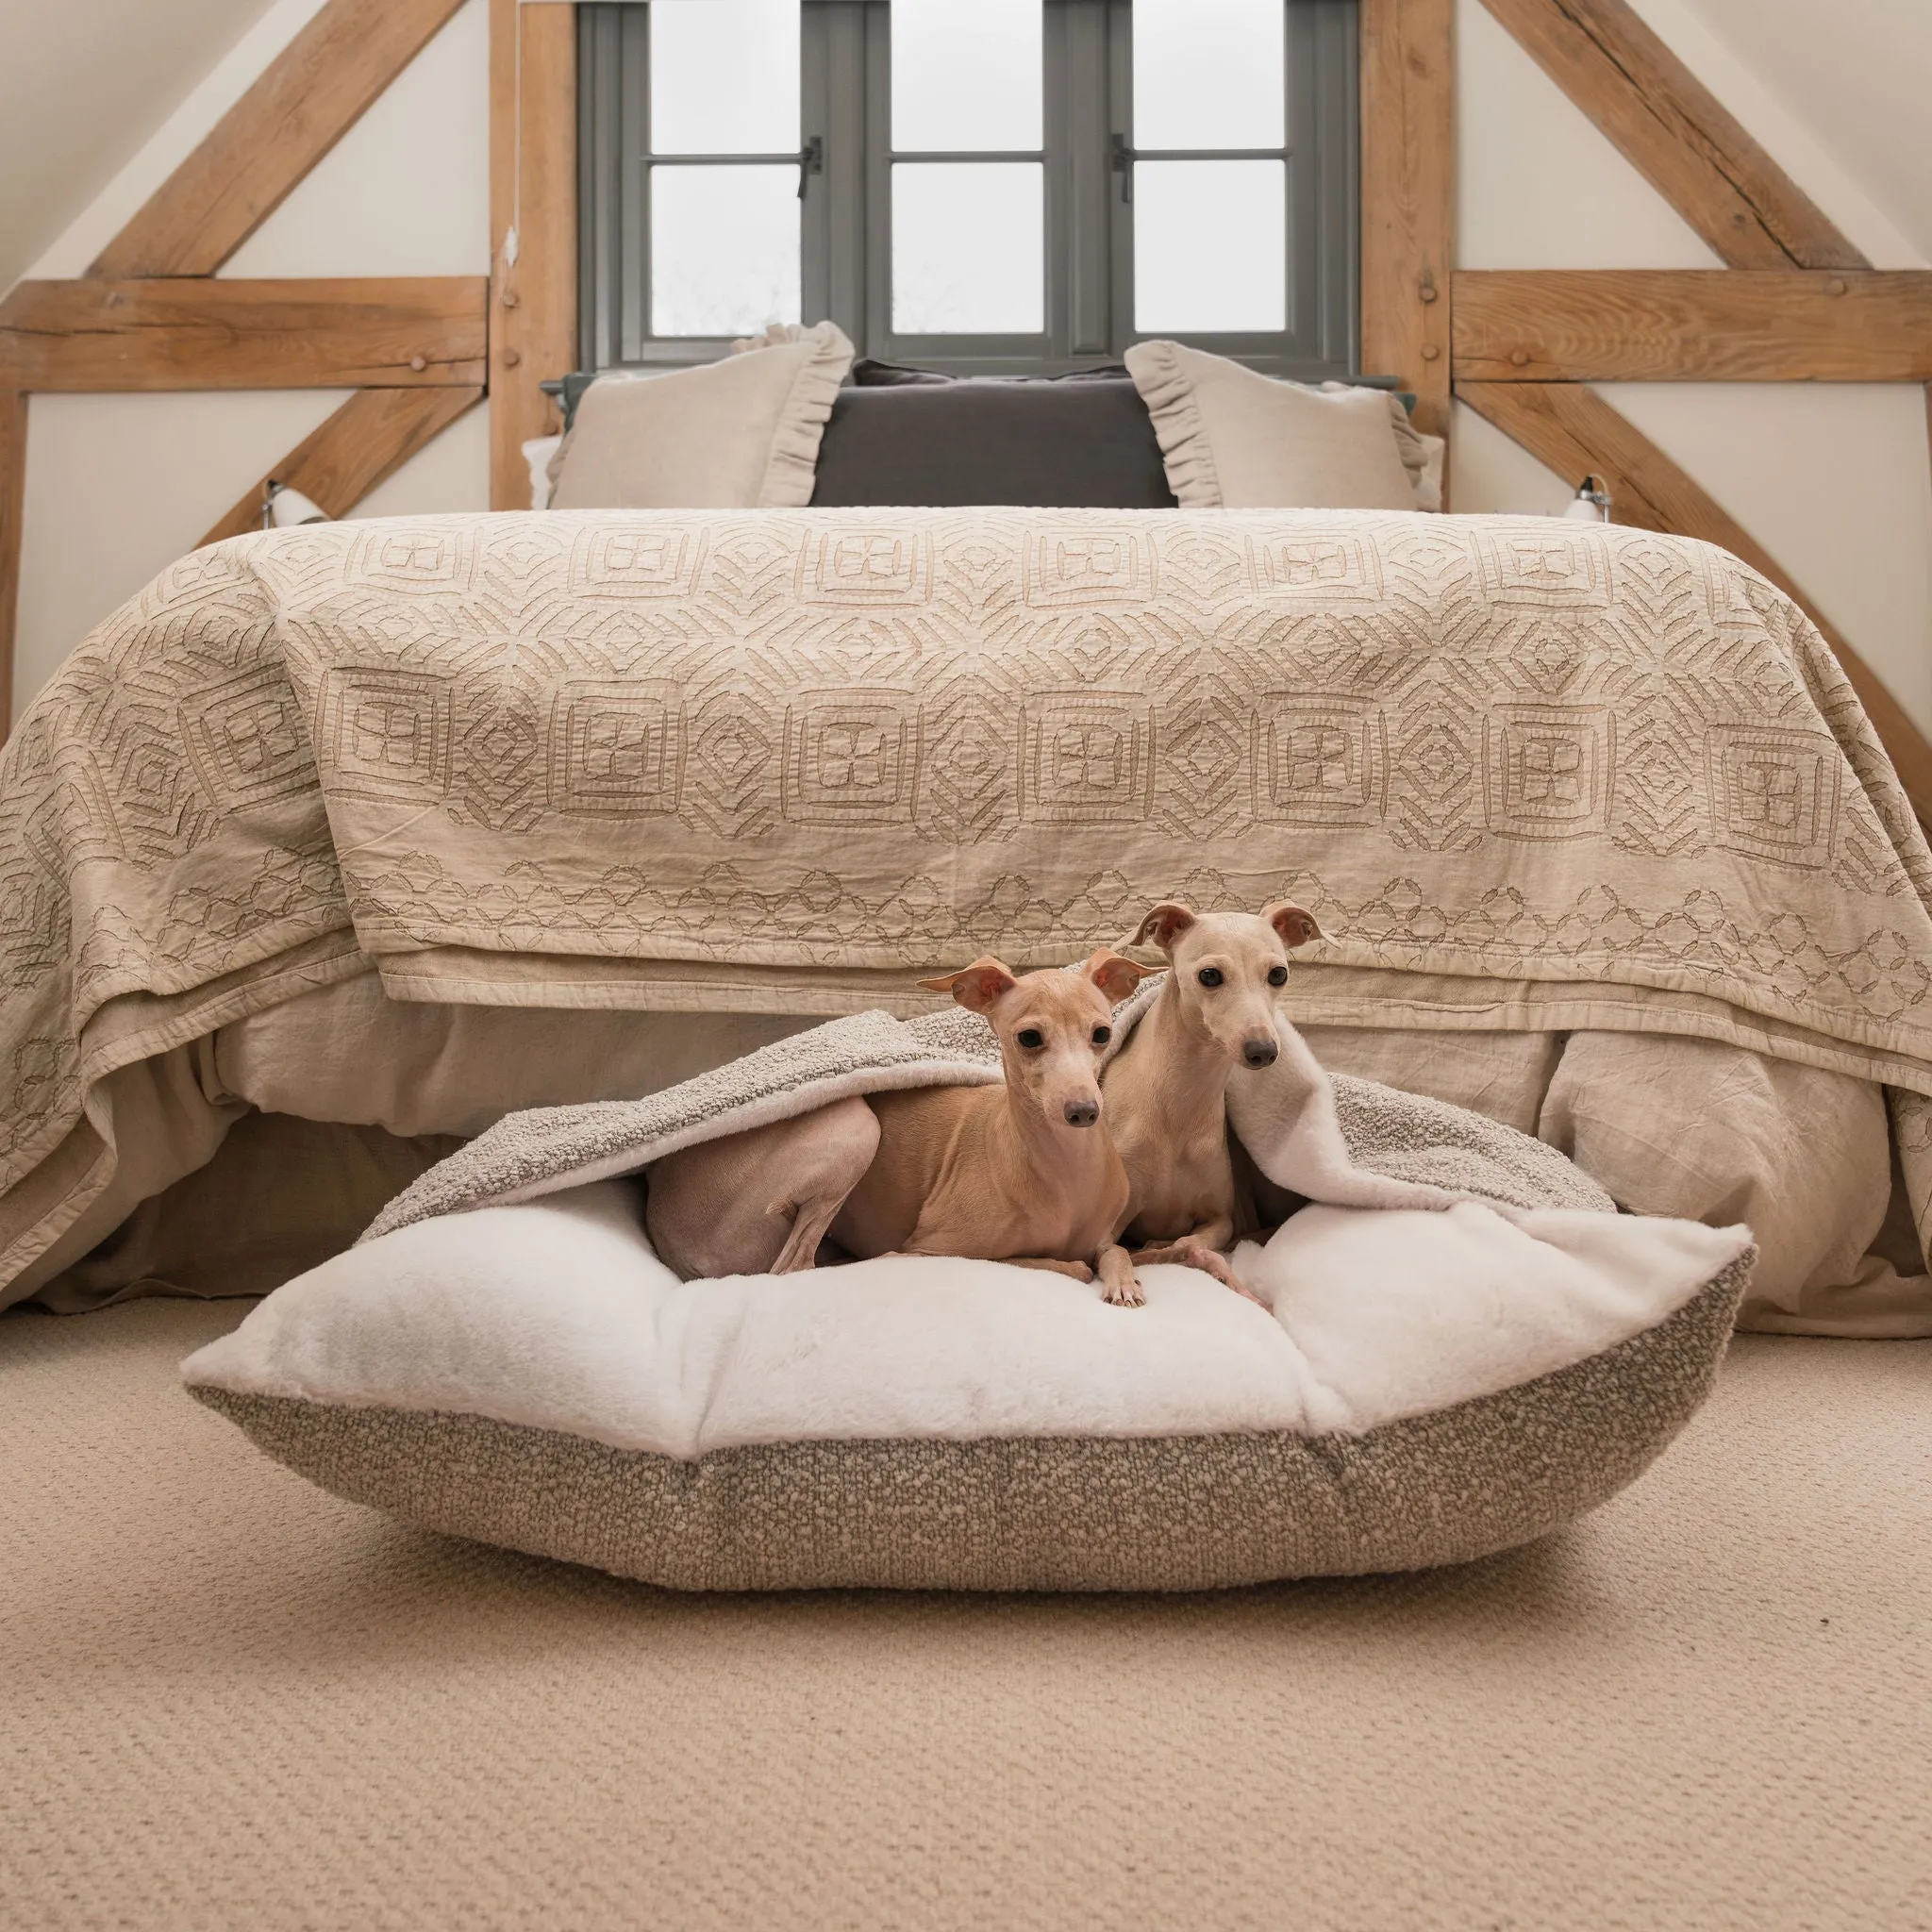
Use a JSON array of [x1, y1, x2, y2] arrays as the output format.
[[1457, 379, 1932, 826], [1453, 270, 1932, 382], [197, 386, 484, 548], [89, 0, 469, 279], [1477, 0, 1869, 272], [0, 277, 488, 391], [489, 0, 576, 508], [0, 390, 25, 736], [1360, 0, 1455, 447]]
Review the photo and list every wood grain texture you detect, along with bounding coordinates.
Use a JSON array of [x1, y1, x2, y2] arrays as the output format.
[[1360, 0, 1454, 448], [490, 0, 576, 508], [1477, 0, 1867, 272], [89, 0, 468, 278], [0, 278, 488, 391], [0, 391, 24, 736], [197, 386, 483, 548], [1454, 270, 1932, 381], [1457, 379, 1932, 825]]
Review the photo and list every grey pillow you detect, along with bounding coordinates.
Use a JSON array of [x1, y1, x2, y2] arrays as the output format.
[[809, 363, 1178, 508]]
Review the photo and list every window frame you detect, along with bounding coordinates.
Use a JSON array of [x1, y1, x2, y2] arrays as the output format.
[[577, 0, 1360, 379]]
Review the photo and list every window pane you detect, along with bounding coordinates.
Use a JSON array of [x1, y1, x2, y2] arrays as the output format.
[[892, 0, 1042, 152], [892, 162, 1043, 333], [1132, 0, 1284, 150], [1134, 160, 1285, 331], [650, 0, 798, 156], [652, 166, 801, 335]]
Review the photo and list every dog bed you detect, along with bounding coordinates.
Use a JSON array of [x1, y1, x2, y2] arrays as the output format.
[[184, 996, 1753, 1591]]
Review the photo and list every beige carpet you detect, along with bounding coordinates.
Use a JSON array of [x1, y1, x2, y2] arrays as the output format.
[[3, 1301, 1927, 1932]]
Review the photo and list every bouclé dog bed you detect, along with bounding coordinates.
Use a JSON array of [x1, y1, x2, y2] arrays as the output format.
[[184, 997, 1753, 1591]]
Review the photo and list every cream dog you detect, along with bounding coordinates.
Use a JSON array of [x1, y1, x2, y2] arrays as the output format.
[[646, 950, 1146, 1296], [1093, 901, 1324, 1306]]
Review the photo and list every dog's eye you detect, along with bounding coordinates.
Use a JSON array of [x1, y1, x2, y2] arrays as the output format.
[[1268, 965, 1288, 988], [1016, 1027, 1044, 1050], [1197, 967, 1224, 988], [1091, 1024, 1111, 1046]]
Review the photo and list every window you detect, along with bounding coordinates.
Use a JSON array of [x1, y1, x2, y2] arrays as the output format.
[[577, 0, 1357, 376]]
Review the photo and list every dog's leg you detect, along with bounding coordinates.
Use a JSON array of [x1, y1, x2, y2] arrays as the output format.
[[764, 1096, 882, 1274], [1094, 1241, 1144, 1308], [1130, 1218, 1268, 1307], [648, 1096, 879, 1279], [1002, 1256, 1095, 1283]]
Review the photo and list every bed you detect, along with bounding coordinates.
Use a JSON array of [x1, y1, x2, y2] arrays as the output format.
[[4, 341, 1930, 1336]]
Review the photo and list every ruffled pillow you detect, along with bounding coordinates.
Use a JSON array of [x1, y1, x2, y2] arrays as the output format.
[[548, 322, 855, 510], [1124, 340, 1443, 512]]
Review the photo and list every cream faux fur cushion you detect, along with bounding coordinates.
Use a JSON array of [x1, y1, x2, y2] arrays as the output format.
[[1124, 340, 1443, 511], [548, 321, 855, 509], [184, 1180, 1751, 1591]]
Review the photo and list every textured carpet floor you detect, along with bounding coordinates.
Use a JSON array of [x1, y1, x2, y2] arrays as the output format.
[[2, 1300, 1927, 1932]]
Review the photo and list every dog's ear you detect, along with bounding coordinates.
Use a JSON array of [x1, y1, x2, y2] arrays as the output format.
[[919, 955, 1018, 1013], [1264, 900, 1324, 949], [1130, 902, 1196, 953], [1082, 947, 1160, 1004]]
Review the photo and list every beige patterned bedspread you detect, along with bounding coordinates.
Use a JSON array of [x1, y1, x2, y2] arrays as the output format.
[[7, 508, 1932, 1285]]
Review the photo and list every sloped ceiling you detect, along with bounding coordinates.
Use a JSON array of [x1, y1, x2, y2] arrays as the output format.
[[0, 0, 273, 291], [1679, 0, 1932, 260]]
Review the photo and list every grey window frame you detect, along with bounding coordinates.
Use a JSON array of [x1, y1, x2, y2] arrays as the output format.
[[577, 0, 1358, 379]]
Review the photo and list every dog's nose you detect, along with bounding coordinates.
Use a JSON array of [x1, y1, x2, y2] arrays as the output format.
[[1063, 1098, 1100, 1127], [1241, 1037, 1279, 1069]]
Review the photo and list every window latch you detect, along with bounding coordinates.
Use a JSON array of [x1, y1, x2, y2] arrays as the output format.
[[797, 134, 824, 200], [1111, 132, 1136, 203]]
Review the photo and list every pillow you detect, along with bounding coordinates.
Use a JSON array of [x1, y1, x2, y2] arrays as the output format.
[[184, 1179, 1751, 1592], [810, 364, 1177, 508], [547, 322, 855, 509], [1124, 340, 1444, 511]]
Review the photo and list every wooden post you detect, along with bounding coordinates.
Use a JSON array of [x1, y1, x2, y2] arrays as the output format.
[[491, 0, 577, 509], [1360, 0, 1454, 455], [0, 390, 24, 736], [1451, 270, 1932, 383]]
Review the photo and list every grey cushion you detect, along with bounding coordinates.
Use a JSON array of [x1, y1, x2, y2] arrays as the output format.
[[809, 363, 1178, 508]]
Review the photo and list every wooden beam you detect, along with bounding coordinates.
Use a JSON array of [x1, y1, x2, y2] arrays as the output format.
[[1454, 271, 1932, 382], [197, 386, 484, 548], [1457, 379, 1932, 825], [0, 391, 24, 736], [490, 0, 576, 508], [89, 0, 469, 279], [0, 278, 488, 391], [1360, 0, 1455, 447], [1477, 0, 1868, 272]]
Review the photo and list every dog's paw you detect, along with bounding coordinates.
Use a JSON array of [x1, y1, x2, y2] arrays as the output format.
[[1100, 1277, 1146, 1308]]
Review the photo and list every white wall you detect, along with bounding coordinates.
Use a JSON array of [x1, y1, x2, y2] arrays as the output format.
[[1453, 0, 1932, 739], [12, 0, 491, 724]]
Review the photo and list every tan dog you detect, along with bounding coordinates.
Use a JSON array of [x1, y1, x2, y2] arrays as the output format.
[[1093, 901, 1324, 1307], [646, 951, 1145, 1295]]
